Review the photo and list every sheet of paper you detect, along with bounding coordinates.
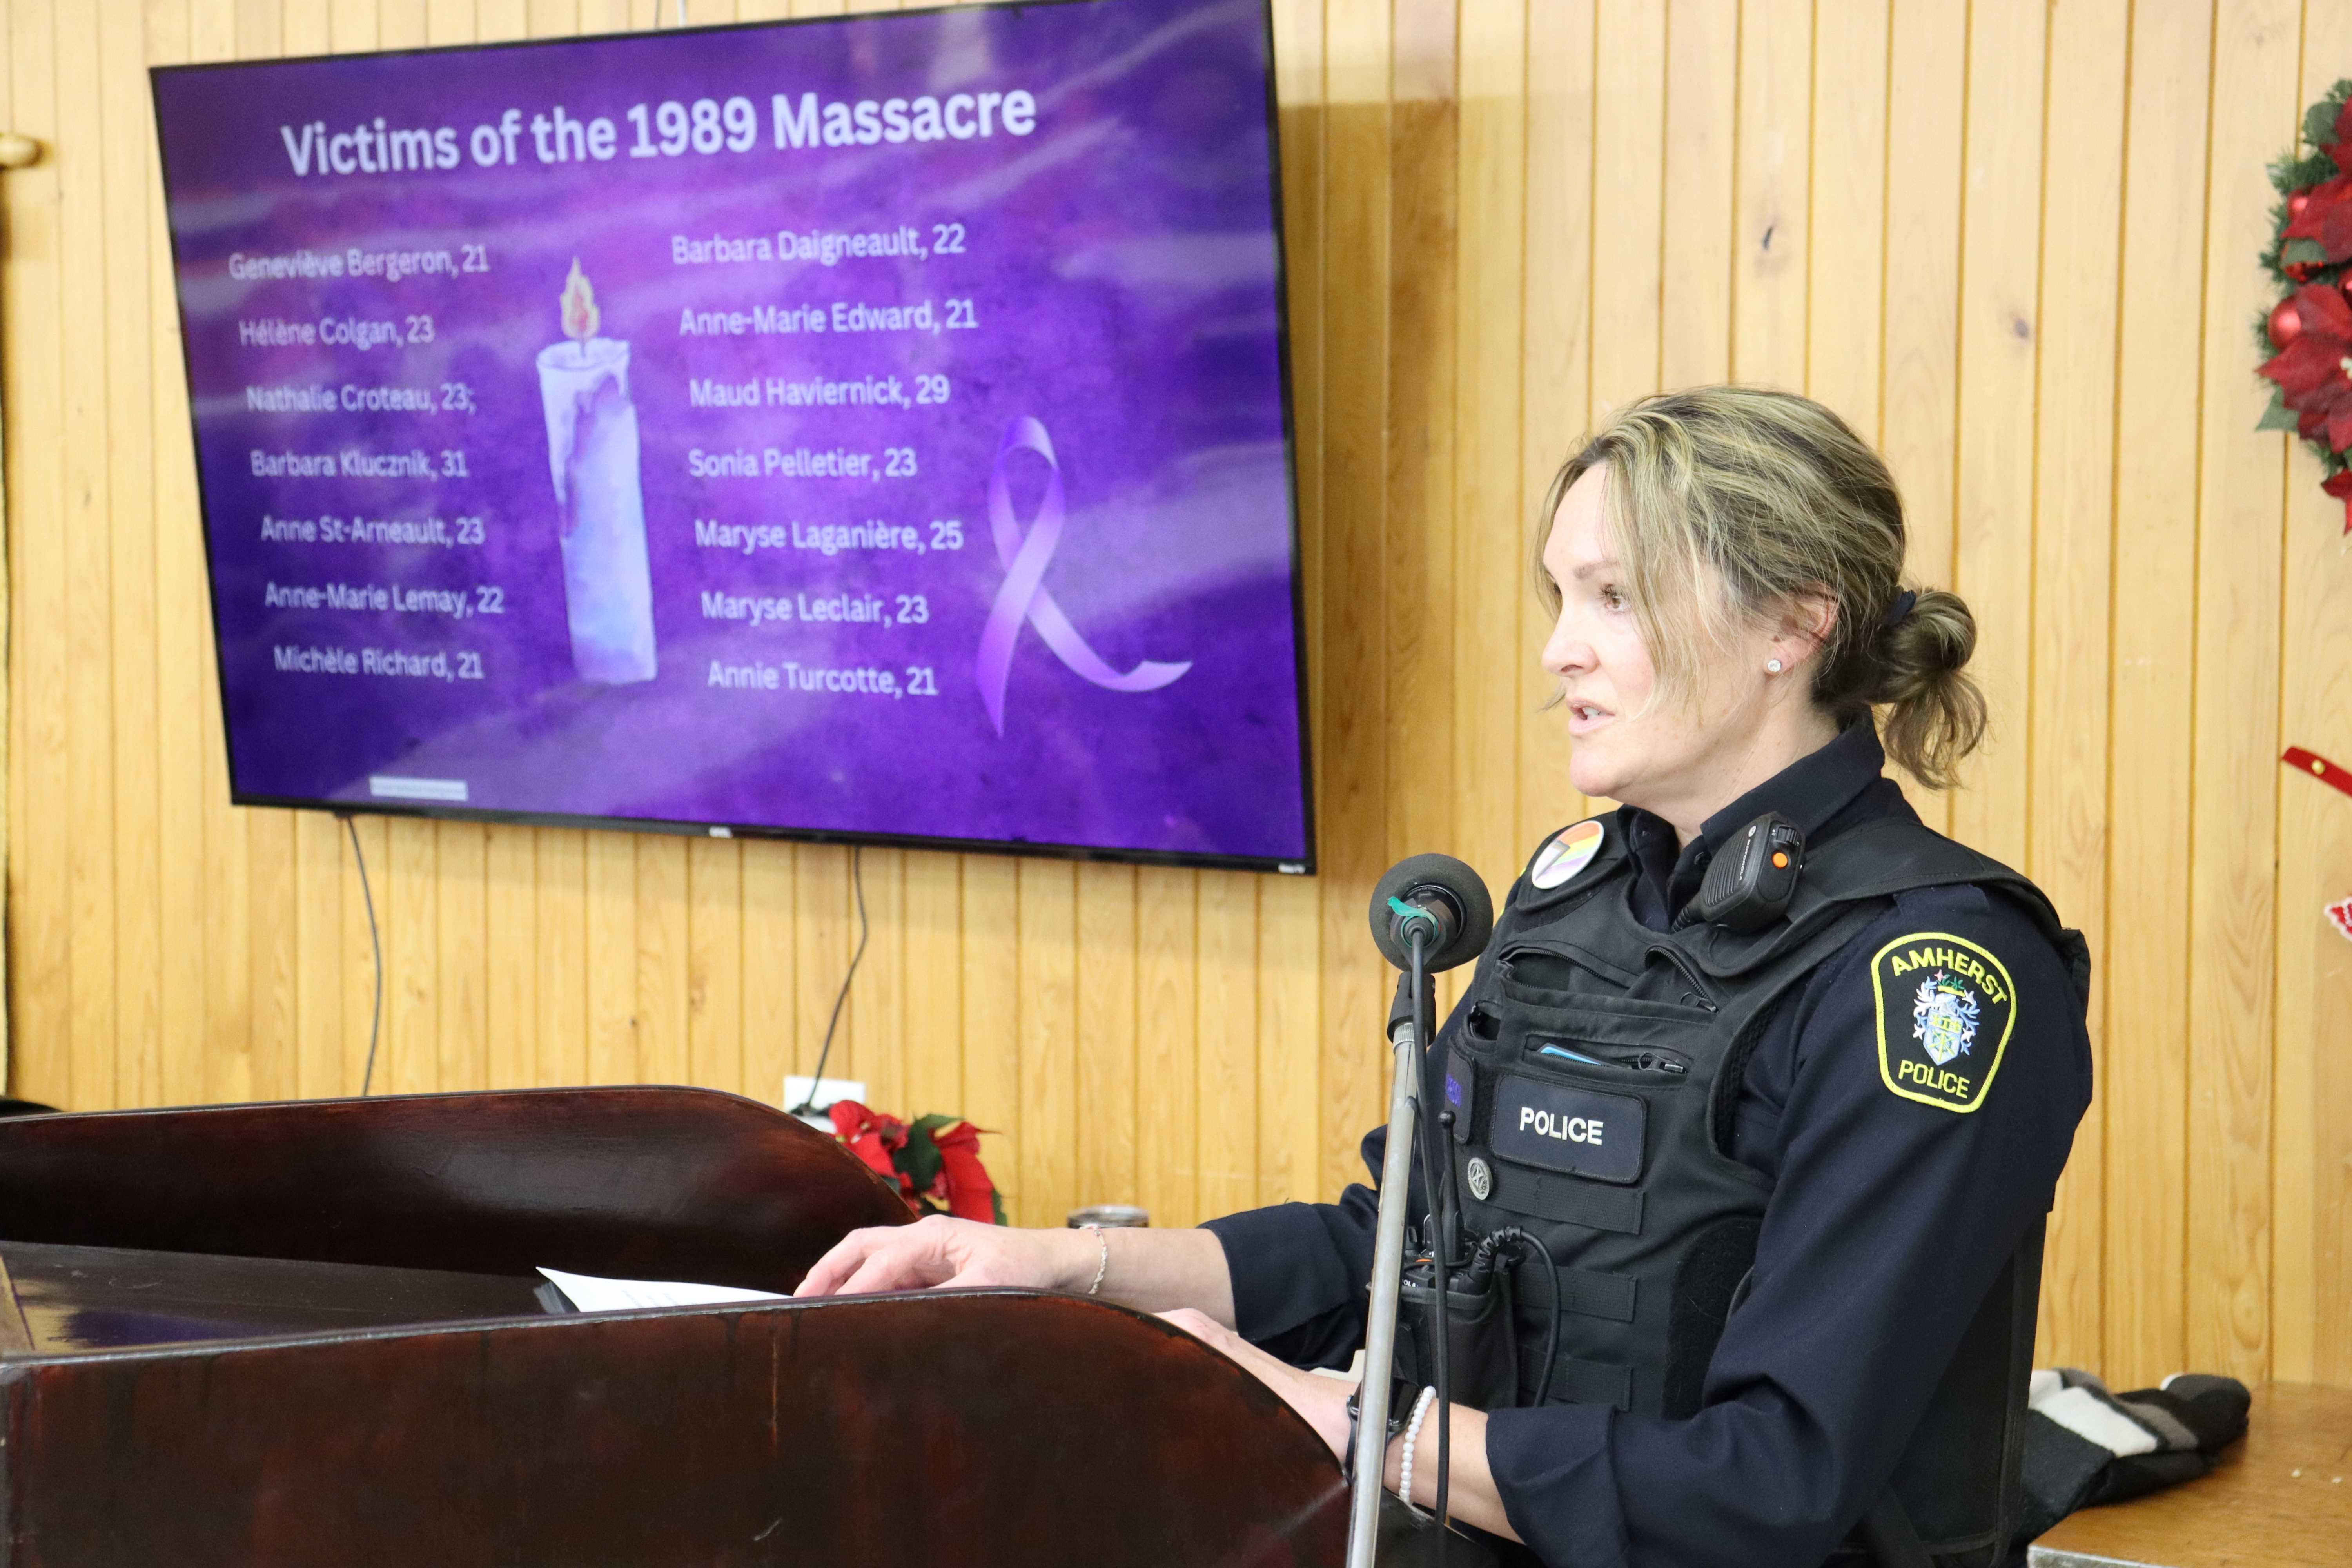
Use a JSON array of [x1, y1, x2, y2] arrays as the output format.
[[537, 1266, 786, 1314]]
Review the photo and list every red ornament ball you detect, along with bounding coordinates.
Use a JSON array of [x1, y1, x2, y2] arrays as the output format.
[[2270, 296, 2305, 348], [2290, 189, 2312, 220], [2287, 261, 2314, 283]]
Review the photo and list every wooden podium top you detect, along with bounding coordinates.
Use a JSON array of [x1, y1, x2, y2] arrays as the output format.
[[0, 1240, 549, 1354], [0, 1089, 1349, 1566], [2027, 1382, 2352, 1568], [0, 1085, 913, 1291]]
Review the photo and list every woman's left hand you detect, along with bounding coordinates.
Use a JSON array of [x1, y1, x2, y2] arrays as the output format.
[[1159, 1308, 1520, 1543], [1158, 1307, 1354, 1459]]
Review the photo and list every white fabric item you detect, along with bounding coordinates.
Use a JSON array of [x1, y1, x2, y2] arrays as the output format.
[[2033, 1384, 2161, 1458]]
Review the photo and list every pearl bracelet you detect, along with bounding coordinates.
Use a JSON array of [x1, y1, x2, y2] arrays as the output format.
[[1396, 1385, 1439, 1519]]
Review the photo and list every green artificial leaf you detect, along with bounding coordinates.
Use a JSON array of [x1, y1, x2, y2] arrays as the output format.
[[2270, 152, 2334, 194], [895, 1113, 956, 1192], [2258, 387, 2302, 432], [893, 1131, 940, 1193], [2282, 155, 2338, 194], [2283, 237, 2330, 267], [2307, 96, 2340, 152]]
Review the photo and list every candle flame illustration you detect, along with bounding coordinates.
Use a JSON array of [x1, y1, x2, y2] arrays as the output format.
[[560, 258, 600, 344]]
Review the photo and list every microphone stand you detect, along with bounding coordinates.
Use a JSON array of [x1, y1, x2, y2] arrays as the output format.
[[1350, 855, 1488, 1568], [1345, 929, 1430, 1568]]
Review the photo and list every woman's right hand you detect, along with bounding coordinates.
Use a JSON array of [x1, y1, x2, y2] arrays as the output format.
[[792, 1213, 1093, 1298]]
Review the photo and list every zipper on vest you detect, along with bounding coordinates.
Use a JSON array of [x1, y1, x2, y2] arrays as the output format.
[[1533, 1041, 1691, 1076], [1644, 943, 1721, 1011], [1495, 940, 1643, 994]]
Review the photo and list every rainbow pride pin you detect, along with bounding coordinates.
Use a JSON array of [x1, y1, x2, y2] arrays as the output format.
[[1530, 819, 1606, 889]]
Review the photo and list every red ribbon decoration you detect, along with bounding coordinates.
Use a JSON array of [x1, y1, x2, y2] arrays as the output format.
[[2285, 751, 2352, 944], [2283, 746, 2352, 800]]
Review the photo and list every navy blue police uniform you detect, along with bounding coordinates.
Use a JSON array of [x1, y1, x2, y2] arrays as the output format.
[[1201, 722, 2092, 1568]]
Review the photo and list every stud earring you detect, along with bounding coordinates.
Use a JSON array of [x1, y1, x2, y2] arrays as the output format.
[[1766, 658, 1784, 674]]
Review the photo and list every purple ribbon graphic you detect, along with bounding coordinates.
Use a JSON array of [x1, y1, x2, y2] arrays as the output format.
[[975, 416, 1191, 734]]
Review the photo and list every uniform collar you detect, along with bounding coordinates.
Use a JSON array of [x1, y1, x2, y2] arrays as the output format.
[[1621, 723, 1895, 929]]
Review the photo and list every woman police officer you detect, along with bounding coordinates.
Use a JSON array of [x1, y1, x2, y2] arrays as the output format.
[[795, 387, 2093, 1568]]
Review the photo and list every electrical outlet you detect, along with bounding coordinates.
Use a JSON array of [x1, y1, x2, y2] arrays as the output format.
[[782, 1076, 866, 1131]]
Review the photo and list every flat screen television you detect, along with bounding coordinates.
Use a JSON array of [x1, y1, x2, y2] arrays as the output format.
[[150, 0, 1312, 872]]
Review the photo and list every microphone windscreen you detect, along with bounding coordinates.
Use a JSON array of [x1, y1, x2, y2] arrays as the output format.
[[1368, 853, 1494, 973]]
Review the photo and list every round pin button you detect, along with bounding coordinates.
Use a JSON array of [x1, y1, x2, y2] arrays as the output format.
[[1466, 1156, 1493, 1202], [1530, 819, 1606, 889]]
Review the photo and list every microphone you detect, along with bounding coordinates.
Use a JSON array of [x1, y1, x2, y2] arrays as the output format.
[[1368, 853, 1493, 973], [1350, 853, 1492, 1566]]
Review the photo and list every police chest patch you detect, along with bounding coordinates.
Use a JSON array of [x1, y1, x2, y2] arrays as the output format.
[[1489, 1074, 1645, 1183], [1871, 931, 2017, 1113]]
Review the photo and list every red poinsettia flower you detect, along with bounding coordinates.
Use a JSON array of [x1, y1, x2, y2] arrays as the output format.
[[2259, 284, 2352, 452], [2288, 180, 2352, 260], [2324, 470, 2352, 535], [2283, 99, 2352, 261]]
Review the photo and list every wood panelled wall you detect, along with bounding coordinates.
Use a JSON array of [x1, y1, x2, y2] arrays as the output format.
[[3, 0, 2347, 1391]]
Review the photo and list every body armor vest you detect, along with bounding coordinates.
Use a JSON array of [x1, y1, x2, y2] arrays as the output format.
[[1416, 810, 2090, 1565]]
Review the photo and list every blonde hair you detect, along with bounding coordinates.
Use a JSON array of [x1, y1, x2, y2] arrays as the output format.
[[1536, 386, 1985, 789]]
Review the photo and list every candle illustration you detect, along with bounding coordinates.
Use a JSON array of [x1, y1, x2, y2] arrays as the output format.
[[536, 258, 657, 684]]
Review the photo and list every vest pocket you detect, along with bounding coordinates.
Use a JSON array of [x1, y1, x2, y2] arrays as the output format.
[[1493, 969, 1718, 1040], [1496, 939, 1642, 993], [1492, 987, 1711, 1096], [1394, 1256, 1523, 1412], [1530, 1040, 1691, 1077]]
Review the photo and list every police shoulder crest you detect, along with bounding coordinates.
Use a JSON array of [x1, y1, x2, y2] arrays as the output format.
[[1870, 931, 2017, 1113]]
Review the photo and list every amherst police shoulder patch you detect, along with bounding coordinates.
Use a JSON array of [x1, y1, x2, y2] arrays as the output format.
[[1870, 931, 2017, 1114]]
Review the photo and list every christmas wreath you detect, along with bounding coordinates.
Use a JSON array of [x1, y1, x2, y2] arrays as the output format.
[[2257, 79, 2352, 532]]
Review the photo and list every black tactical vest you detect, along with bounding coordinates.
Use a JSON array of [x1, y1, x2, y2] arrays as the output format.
[[1424, 809, 2091, 1564]]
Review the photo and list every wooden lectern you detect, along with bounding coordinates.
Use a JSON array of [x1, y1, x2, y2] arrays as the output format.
[[0, 1088, 1347, 1566]]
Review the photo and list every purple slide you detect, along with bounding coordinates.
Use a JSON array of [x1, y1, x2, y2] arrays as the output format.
[[152, 0, 1311, 868]]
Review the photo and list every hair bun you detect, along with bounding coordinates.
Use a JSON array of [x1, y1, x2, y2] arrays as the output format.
[[1867, 587, 1983, 785]]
